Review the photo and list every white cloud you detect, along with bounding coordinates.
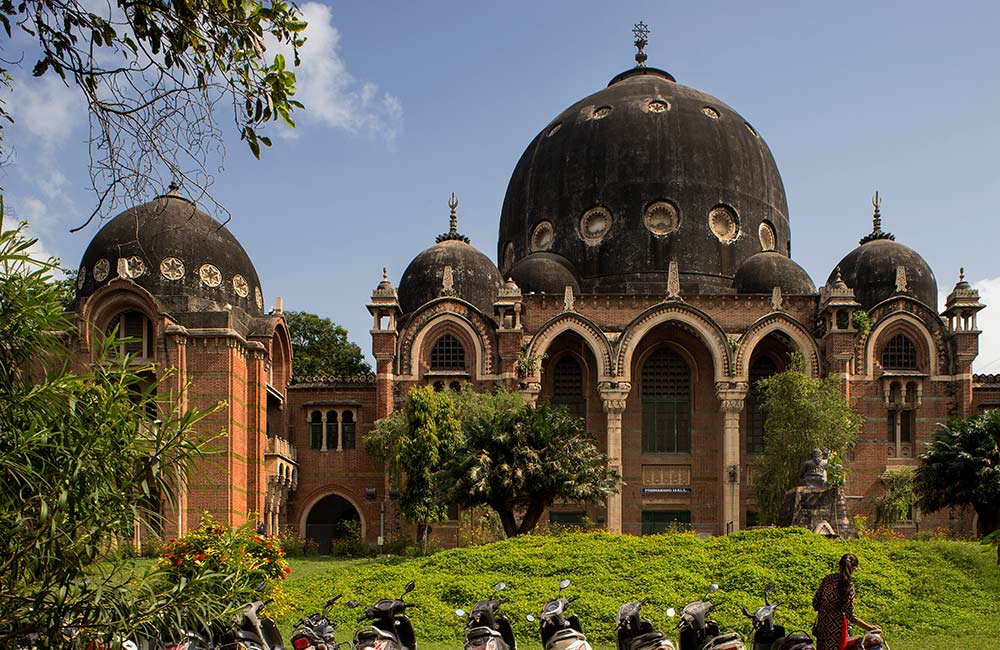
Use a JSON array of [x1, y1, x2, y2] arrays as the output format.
[[971, 276, 1000, 374], [13, 75, 82, 147], [6, 196, 60, 263], [269, 2, 403, 143]]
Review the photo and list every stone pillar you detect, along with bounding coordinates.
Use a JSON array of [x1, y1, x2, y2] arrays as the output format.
[[716, 382, 747, 535], [599, 381, 631, 534]]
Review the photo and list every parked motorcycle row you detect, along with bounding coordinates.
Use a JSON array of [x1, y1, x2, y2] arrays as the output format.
[[125, 579, 889, 650]]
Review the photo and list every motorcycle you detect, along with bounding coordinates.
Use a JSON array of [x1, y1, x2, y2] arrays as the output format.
[[676, 584, 744, 650], [350, 580, 419, 650], [740, 584, 813, 650], [217, 599, 286, 650], [290, 594, 344, 650], [455, 582, 517, 650], [527, 579, 591, 650], [615, 599, 676, 650]]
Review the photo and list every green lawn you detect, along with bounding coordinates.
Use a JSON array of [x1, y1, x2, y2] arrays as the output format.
[[278, 529, 1000, 650]]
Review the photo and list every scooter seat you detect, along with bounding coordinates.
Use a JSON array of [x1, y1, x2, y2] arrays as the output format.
[[705, 632, 744, 650], [630, 631, 675, 650]]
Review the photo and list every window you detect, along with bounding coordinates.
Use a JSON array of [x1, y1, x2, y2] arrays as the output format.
[[430, 334, 466, 370], [641, 510, 691, 535], [888, 409, 916, 457], [107, 311, 153, 359], [309, 411, 322, 450], [746, 356, 777, 455], [745, 511, 759, 527], [446, 503, 460, 520], [551, 356, 586, 421], [881, 334, 917, 370], [342, 411, 356, 449], [549, 511, 586, 527], [641, 347, 691, 453], [325, 411, 338, 450]]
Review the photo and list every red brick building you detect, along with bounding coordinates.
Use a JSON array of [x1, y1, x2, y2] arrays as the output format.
[[70, 49, 991, 548]]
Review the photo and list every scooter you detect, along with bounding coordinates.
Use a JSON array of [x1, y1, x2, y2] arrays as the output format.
[[846, 629, 889, 650], [740, 584, 813, 650], [527, 579, 591, 650], [350, 580, 419, 650], [217, 599, 286, 650], [290, 594, 344, 650], [615, 599, 676, 650], [676, 584, 744, 650], [455, 582, 517, 650]]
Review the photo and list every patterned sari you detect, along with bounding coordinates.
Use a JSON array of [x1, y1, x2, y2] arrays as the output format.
[[812, 573, 856, 650]]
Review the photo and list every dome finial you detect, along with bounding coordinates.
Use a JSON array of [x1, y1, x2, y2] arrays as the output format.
[[436, 192, 470, 244], [960, 267, 965, 282], [633, 21, 649, 68], [859, 190, 895, 244], [383, 266, 388, 281]]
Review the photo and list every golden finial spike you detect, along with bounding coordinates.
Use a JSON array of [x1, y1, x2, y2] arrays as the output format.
[[448, 193, 459, 235], [871, 191, 882, 233], [960, 267, 965, 282], [382, 267, 388, 281]]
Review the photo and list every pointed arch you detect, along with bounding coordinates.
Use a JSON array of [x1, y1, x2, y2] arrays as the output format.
[[864, 311, 939, 377], [735, 313, 821, 379], [523, 312, 614, 382], [617, 302, 731, 383]]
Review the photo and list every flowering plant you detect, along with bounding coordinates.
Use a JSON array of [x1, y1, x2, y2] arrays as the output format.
[[161, 515, 292, 584]]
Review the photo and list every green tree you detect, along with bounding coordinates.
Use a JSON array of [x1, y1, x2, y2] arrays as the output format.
[[285, 310, 371, 377], [914, 410, 1000, 537], [365, 386, 461, 550], [754, 352, 863, 523], [445, 387, 620, 537], [1, 0, 306, 223], [0, 217, 255, 646], [873, 466, 916, 526]]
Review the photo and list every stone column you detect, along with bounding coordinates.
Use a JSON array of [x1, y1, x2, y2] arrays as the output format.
[[716, 382, 747, 535], [599, 381, 631, 534]]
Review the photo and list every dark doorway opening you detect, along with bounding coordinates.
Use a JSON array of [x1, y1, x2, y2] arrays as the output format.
[[304, 494, 362, 555]]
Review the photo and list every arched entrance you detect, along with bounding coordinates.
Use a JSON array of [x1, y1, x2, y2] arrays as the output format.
[[304, 493, 362, 555]]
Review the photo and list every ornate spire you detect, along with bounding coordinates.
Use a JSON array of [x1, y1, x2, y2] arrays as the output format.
[[436, 192, 470, 243], [633, 21, 649, 68], [860, 190, 895, 244]]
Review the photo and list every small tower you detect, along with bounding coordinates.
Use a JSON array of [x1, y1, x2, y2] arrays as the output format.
[[943, 268, 985, 379], [368, 267, 401, 419], [819, 267, 863, 379]]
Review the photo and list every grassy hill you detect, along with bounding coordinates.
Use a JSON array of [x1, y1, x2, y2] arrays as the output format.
[[279, 528, 1000, 650]]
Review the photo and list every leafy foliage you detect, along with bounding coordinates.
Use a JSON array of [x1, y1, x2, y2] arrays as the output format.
[[914, 410, 1000, 536], [445, 388, 620, 537], [285, 310, 371, 377], [277, 529, 1000, 650], [0, 0, 306, 221], [0, 218, 255, 646], [754, 353, 863, 523], [365, 386, 462, 548], [874, 467, 915, 526]]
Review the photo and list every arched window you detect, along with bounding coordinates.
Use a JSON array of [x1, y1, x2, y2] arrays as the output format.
[[325, 411, 338, 450], [309, 411, 323, 450], [746, 356, 778, 455], [641, 347, 691, 453], [107, 310, 153, 359], [881, 334, 917, 370], [551, 355, 586, 421], [342, 411, 356, 449], [430, 334, 466, 370]]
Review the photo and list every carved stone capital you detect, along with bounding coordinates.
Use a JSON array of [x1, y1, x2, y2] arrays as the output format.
[[519, 382, 541, 405], [598, 380, 631, 412], [715, 381, 747, 412], [719, 398, 745, 412]]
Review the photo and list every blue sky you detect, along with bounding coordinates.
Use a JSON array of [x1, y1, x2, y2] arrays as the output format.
[[4, 1, 1000, 370]]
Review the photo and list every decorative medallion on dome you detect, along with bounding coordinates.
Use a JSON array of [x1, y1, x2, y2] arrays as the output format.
[[593, 106, 612, 119], [160, 256, 185, 281], [118, 255, 145, 279], [502, 243, 515, 273], [255, 287, 263, 311], [530, 221, 555, 252], [647, 100, 670, 113], [232, 274, 250, 298], [93, 258, 110, 282], [198, 263, 222, 288], [546, 123, 562, 137], [644, 201, 680, 236], [76, 266, 85, 289], [759, 222, 775, 251], [709, 206, 739, 242], [580, 207, 612, 245], [702, 106, 720, 119]]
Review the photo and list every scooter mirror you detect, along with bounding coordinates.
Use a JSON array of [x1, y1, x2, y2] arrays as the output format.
[[347, 600, 361, 608], [559, 579, 571, 590], [403, 581, 416, 595], [764, 583, 775, 594], [526, 615, 536, 623], [707, 584, 719, 595], [455, 609, 466, 617], [494, 582, 506, 592], [666, 608, 676, 618]]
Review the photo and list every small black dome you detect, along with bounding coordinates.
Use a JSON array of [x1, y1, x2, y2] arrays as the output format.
[[398, 239, 502, 315], [75, 190, 265, 315], [508, 253, 581, 295], [734, 251, 816, 295], [831, 239, 938, 311], [499, 65, 789, 295]]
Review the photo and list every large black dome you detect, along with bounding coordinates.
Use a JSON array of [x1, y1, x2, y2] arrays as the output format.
[[75, 189, 265, 315], [499, 65, 789, 295]]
